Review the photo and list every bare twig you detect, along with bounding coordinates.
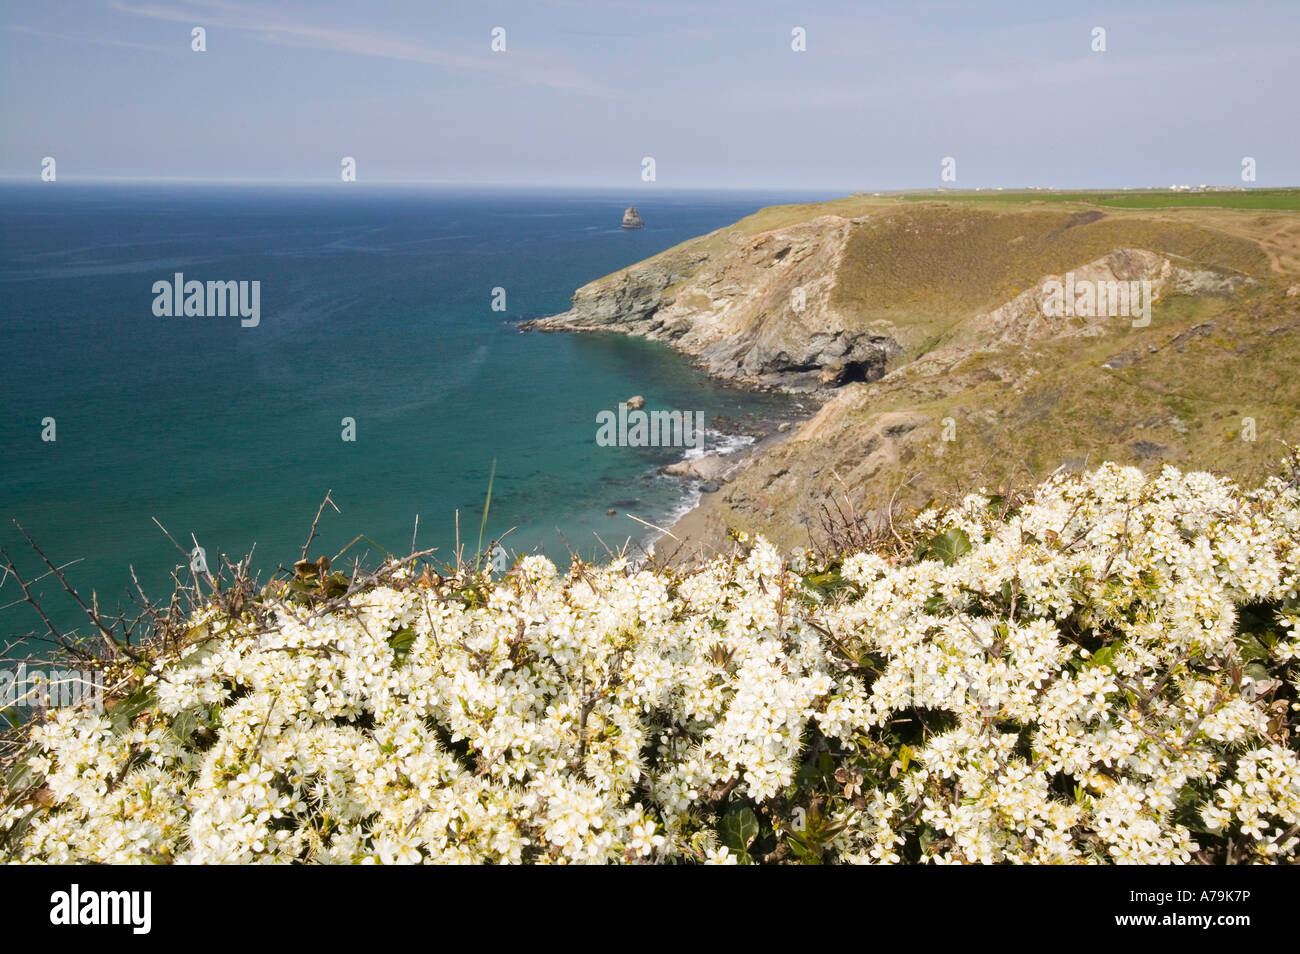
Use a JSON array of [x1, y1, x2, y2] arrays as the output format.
[[301, 491, 339, 562]]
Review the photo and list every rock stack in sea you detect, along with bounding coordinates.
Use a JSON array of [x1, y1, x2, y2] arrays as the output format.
[[621, 207, 644, 229]]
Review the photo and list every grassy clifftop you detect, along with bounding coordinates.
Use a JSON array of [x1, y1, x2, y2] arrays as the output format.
[[551, 190, 1300, 557], [831, 204, 1272, 357]]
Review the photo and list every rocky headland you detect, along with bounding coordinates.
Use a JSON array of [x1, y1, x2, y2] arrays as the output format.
[[525, 194, 1300, 560]]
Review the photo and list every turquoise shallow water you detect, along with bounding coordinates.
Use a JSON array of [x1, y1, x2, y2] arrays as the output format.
[[0, 183, 833, 647]]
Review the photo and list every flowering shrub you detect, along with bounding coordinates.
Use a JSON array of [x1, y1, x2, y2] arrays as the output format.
[[3, 456, 1299, 864]]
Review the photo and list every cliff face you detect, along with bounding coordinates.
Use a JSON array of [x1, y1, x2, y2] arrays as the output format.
[[527, 196, 1300, 557], [527, 214, 903, 391]]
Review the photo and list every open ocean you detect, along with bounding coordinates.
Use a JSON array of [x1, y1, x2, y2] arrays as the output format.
[[0, 183, 833, 647]]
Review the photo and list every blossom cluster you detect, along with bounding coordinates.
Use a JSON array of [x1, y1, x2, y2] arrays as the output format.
[[3, 457, 1298, 864]]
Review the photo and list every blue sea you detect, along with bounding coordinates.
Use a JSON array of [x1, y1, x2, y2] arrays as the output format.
[[0, 183, 834, 646]]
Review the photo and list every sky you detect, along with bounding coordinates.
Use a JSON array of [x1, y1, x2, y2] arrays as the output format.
[[1, 0, 1296, 190]]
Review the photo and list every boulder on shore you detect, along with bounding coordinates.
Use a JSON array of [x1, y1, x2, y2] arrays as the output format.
[[662, 453, 740, 482]]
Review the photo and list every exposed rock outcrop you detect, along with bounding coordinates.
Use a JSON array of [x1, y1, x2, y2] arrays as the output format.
[[621, 207, 644, 229], [662, 453, 746, 482], [526, 214, 904, 392], [525, 245, 707, 334]]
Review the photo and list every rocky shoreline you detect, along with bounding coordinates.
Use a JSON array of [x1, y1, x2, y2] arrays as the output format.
[[620, 400, 814, 559], [653, 414, 809, 561], [661, 411, 801, 487]]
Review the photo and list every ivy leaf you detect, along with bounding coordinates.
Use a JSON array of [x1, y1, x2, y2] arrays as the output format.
[[918, 528, 972, 566], [932, 528, 972, 565], [719, 804, 759, 855], [169, 708, 201, 744]]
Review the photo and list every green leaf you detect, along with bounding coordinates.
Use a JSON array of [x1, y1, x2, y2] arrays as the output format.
[[920, 528, 972, 566], [177, 643, 216, 669], [169, 708, 201, 744], [1082, 638, 1124, 672], [817, 751, 834, 780], [922, 592, 947, 614], [719, 804, 759, 855], [802, 569, 849, 597], [3, 806, 39, 846], [4, 760, 34, 799], [321, 571, 350, 598], [109, 687, 157, 734], [785, 829, 823, 865], [917, 827, 936, 855], [118, 687, 156, 717], [786, 833, 816, 862], [920, 530, 972, 566], [1244, 661, 1270, 683], [389, 627, 417, 664], [1237, 635, 1270, 663]]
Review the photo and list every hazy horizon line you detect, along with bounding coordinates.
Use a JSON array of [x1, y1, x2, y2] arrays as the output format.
[[3, 175, 1294, 193]]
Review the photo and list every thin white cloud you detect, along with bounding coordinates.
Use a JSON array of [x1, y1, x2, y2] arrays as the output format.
[[106, 0, 613, 96], [6, 23, 178, 53]]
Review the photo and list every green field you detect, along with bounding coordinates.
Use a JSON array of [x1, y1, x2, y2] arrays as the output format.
[[900, 188, 1300, 212]]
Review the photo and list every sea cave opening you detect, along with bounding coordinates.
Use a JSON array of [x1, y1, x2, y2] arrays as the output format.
[[837, 360, 872, 385]]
